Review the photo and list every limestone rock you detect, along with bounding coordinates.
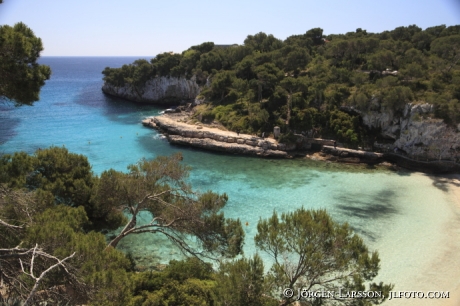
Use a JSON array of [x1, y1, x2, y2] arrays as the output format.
[[151, 115, 288, 158], [361, 102, 460, 161], [102, 76, 200, 104]]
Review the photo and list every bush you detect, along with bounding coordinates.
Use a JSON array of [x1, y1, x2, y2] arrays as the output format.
[[278, 132, 297, 144]]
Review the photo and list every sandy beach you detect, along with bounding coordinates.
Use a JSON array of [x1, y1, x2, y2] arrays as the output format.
[[446, 174, 460, 205], [394, 174, 460, 306], [442, 174, 460, 306]]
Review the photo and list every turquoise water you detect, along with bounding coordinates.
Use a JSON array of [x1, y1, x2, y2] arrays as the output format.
[[1, 58, 459, 304]]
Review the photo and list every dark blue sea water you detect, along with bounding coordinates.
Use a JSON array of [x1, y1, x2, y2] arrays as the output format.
[[1, 58, 458, 299]]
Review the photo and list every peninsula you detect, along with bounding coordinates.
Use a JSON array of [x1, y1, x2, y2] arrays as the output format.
[[102, 25, 460, 172], [142, 112, 288, 158]]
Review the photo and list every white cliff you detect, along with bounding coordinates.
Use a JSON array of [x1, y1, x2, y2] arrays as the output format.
[[102, 76, 200, 104], [361, 103, 460, 160]]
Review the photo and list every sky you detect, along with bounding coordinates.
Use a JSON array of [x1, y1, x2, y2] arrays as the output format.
[[0, 0, 459, 56]]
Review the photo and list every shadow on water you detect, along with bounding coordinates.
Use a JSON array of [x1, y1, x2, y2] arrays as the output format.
[[52, 102, 70, 107], [335, 189, 398, 219], [0, 115, 20, 145], [0, 105, 21, 145], [350, 227, 379, 242], [425, 174, 460, 192], [334, 189, 399, 242], [395, 168, 412, 176], [73, 81, 162, 125]]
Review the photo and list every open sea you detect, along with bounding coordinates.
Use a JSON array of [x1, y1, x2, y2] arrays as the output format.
[[1, 57, 459, 305]]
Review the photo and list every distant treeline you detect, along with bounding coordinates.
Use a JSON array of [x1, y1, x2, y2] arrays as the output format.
[[103, 25, 460, 146]]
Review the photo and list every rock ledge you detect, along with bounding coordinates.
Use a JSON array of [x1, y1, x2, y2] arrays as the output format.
[[144, 115, 289, 158]]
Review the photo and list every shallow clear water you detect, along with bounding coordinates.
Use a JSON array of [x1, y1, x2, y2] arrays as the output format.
[[1, 57, 458, 305]]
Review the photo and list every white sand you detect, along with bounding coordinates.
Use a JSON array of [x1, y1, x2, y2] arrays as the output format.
[[383, 174, 460, 306], [441, 175, 460, 306]]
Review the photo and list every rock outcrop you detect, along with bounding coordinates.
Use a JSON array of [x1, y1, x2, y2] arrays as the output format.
[[394, 104, 460, 160], [168, 135, 288, 157], [144, 115, 289, 158], [320, 145, 460, 173], [107, 73, 460, 162], [102, 76, 200, 104], [322, 146, 384, 163], [345, 103, 460, 161]]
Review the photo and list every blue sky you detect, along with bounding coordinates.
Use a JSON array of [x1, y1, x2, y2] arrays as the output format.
[[1, 0, 459, 56]]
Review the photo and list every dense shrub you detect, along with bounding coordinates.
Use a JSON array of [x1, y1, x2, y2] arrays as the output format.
[[103, 24, 460, 140]]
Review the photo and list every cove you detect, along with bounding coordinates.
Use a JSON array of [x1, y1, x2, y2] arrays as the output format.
[[1, 57, 459, 305]]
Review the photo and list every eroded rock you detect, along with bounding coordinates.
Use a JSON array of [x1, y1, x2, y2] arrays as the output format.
[[102, 76, 200, 104], [152, 115, 289, 158]]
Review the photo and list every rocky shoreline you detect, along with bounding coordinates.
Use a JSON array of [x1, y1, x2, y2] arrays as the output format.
[[143, 113, 460, 173], [143, 114, 289, 158]]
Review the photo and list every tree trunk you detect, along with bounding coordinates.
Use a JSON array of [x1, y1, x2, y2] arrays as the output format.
[[258, 84, 262, 102], [107, 213, 137, 249], [286, 92, 292, 128], [447, 53, 460, 73]]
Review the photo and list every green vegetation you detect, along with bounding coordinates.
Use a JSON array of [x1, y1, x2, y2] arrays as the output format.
[[0, 22, 51, 106], [0, 147, 244, 257], [2, 14, 397, 303], [0, 147, 244, 304], [0, 185, 133, 305], [103, 24, 460, 147], [256, 208, 393, 305], [0, 147, 391, 305]]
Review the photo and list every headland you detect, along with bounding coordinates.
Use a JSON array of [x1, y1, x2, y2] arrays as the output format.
[[143, 112, 460, 174]]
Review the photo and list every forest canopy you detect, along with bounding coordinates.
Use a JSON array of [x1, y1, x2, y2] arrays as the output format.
[[0, 22, 51, 106], [103, 24, 460, 147]]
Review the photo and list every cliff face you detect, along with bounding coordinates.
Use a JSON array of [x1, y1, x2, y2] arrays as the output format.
[[106, 72, 460, 161], [361, 103, 460, 160], [102, 76, 200, 104]]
